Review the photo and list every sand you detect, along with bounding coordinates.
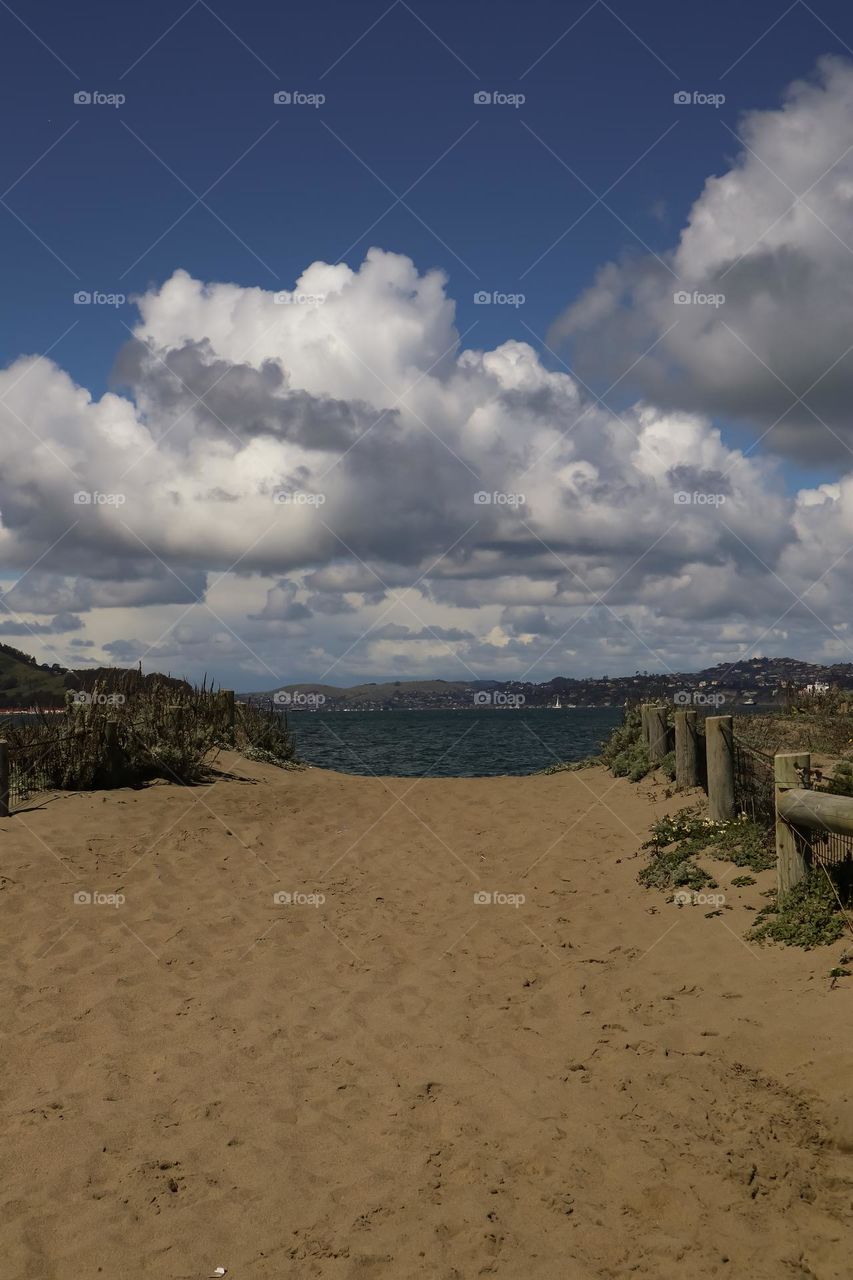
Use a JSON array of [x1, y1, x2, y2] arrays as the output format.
[[1, 755, 851, 1279]]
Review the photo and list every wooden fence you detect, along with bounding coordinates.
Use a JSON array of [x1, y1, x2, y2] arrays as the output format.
[[774, 752, 853, 896], [640, 704, 853, 896]]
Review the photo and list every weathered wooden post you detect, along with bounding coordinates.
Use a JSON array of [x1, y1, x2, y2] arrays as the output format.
[[647, 705, 668, 762], [675, 709, 699, 788], [222, 690, 235, 737], [775, 751, 811, 895], [104, 719, 120, 782], [0, 739, 9, 817], [640, 704, 651, 748], [706, 715, 735, 821]]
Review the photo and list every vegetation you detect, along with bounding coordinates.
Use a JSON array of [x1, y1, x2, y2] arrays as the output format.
[[600, 704, 655, 781], [637, 805, 849, 948], [4, 676, 298, 800], [0, 642, 192, 709], [637, 807, 774, 894], [750, 875, 846, 949], [238, 700, 300, 769], [734, 688, 853, 757], [659, 749, 676, 782], [0, 642, 67, 706], [820, 758, 853, 797], [540, 756, 601, 774]]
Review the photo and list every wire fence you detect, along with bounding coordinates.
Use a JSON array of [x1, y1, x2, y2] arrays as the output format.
[[732, 733, 775, 828], [800, 774, 853, 899], [5, 728, 84, 809]]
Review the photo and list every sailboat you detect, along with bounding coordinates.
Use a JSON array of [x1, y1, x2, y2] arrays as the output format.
[[553, 695, 562, 709]]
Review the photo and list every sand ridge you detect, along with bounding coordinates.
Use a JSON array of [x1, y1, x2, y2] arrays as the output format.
[[1, 756, 851, 1278]]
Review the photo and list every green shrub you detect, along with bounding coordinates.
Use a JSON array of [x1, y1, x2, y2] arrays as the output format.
[[638, 807, 773, 894], [659, 749, 676, 782], [751, 875, 845, 948], [825, 759, 853, 797], [6, 679, 299, 793]]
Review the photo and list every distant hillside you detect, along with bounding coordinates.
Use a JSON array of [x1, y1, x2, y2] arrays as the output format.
[[0, 643, 67, 706], [0, 644, 191, 709], [249, 657, 853, 712], [251, 679, 475, 708]]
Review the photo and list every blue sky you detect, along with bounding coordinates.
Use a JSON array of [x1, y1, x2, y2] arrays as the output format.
[[3, 0, 853, 686], [3, 0, 849, 416]]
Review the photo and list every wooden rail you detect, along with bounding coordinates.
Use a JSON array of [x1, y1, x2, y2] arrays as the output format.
[[774, 750, 853, 894]]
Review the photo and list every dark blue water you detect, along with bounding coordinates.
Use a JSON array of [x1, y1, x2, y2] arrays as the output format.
[[285, 707, 623, 777]]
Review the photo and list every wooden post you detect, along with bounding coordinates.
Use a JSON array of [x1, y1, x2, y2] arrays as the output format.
[[104, 719, 120, 781], [706, 715, 735, 821], [675, 710, 699, 788], [647, 705, 668, 762], [0, 740, 8, 817], [223, 690, 235, 736], [775, 752, 811, 895], [640, 704, 651, 748]]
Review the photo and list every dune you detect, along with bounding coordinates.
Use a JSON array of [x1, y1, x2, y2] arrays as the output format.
[[1, 755, 850, 1278]]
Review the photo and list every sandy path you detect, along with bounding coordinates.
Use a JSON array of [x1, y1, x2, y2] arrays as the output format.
[[0, 756, 850, 1279]]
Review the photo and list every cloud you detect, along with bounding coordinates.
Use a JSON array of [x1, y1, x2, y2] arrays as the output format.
[[0, 610, 83, 636], [551, 56, 853, 462], [3, 227, 853, 682]]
